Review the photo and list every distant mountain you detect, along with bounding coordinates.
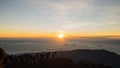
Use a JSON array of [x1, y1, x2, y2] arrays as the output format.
[[57, 49, 120, 68]]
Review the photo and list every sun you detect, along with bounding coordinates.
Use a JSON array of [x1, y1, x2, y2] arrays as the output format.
[[58, 33, 64, 39]]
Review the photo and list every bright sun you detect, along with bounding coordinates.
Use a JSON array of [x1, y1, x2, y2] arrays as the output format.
[[58, 33, 64, 39]]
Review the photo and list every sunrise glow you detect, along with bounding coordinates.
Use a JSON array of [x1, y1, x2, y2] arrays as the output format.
[[0, 0, 120, 38], [58, 33, 64, 39]]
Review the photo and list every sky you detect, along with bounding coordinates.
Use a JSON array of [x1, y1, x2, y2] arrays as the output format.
[[0, 0, 120, 38]]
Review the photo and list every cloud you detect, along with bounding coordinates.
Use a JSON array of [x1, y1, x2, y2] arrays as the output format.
[[23, 0, 120, 33], [50, 0, 95, 14], [93, 0, 120, 25]]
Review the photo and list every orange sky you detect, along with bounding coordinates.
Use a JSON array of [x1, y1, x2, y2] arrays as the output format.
[[0, 31, 120, 38]]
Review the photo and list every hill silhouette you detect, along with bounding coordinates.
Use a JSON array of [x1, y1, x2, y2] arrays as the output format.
[[58, 49, 120, 68], [3, 49, 120, 68]]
